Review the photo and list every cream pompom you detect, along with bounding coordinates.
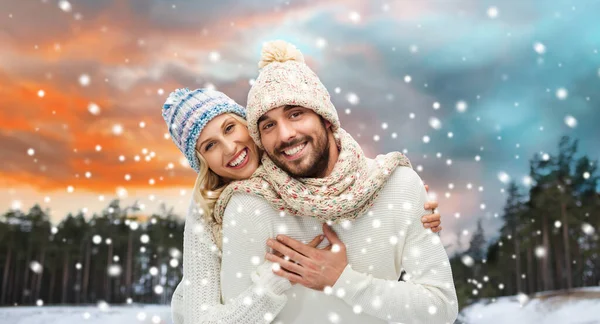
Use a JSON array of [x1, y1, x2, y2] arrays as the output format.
[[258, 40, 305, 68]]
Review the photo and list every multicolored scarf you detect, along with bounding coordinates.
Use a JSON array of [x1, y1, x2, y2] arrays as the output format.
[[208, 128, 412, 250]]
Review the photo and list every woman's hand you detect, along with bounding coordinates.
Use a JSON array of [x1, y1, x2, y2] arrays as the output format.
[[423, 185, 442, 233]]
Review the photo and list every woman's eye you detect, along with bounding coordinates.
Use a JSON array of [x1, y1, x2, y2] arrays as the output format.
[[225, 124, 235, 132], [205, 142, 214, 151]]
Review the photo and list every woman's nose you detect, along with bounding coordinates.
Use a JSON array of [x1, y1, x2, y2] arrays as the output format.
[[224, 139, 237, 156]]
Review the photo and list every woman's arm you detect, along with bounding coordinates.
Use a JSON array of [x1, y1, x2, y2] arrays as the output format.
[[170, 199, 292, 324]]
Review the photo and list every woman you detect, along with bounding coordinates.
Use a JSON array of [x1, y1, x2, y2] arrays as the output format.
[[163, 87, 444, 323]]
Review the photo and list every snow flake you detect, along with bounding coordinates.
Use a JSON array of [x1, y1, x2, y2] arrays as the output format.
[[371, 296, 382, 309], [535, 246, 546, 258], [251, 256, 260, 265], [208, 51, 221, 62], [498, 171, 510, 183], [456, 101, 468, 113], [30, 261, 43, 274], [349, 11, 361, 23], [329, 312, 340, 323], [564, 115, 577, 127], [170, 259, 179, 268], [58, 1, 71, 12], [517, 292, 529, 305], [487, 6, 499, 18], [372, 219, 381, 228], [582, 223, 595, 235], [332, 244, 341, 253], [461, 255, 474, 267], [556, 88, 568, 100], [79, 74, 90, 86], [97, 300, 109, 311], [107, 264, 122, 277], [154, 285, 164, 294], [316, 37, 327, 49], [429, 117, 442, 130], [533, 42, 546, 54], [112, 124, 123, 135], [346, 93, 359, 105], [353, 305, 363, 314]]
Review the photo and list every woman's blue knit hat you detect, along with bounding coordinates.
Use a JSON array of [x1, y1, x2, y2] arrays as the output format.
[[162, 88, 246, 173]]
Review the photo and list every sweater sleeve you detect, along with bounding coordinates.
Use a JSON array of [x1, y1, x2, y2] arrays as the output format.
[[170, 198, 292, 324], [332, 168, 459, 324]]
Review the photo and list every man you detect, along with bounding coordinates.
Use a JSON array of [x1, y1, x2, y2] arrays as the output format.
[[218, 40, 458, 323]]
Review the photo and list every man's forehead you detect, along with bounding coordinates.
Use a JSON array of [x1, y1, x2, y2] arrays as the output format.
[[260, 105, 310, 119]]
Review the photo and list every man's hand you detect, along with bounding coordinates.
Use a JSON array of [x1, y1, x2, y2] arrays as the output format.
[[265, 223, 348, 291], [423, 185, 442, 233]]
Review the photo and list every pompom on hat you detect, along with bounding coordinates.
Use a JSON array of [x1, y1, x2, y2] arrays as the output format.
[[246, 40, 340, 149], [161, 88, 246, 173]]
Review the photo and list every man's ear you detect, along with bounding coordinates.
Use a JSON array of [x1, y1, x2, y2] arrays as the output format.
[[324, 120, 332, 129]]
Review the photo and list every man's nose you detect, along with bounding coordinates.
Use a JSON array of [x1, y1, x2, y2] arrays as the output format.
[[277, 120, 296, 143]]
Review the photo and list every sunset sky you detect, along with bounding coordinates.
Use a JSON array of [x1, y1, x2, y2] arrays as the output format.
[[1, 0, 599, 252]]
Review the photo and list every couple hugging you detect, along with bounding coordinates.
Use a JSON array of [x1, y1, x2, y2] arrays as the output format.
[[165, 40, 458, 323]]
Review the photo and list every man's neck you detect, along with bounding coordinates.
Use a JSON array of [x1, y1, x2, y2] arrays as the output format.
[[318, 131, 340, 178]]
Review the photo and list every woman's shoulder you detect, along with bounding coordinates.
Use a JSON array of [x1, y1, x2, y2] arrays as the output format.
[[223, 192, 278, 222]]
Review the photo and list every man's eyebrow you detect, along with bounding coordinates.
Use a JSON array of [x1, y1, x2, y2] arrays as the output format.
[[257, 114, 269, 125], [258, 106, 300, 125]]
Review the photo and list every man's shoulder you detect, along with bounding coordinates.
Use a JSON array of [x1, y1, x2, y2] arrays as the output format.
[[383, 164, 423, 194]]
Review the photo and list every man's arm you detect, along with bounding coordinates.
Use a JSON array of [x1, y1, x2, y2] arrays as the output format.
[[331, 168, 459, 323]]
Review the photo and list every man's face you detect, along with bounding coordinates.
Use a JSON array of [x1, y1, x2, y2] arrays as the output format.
[[257, 106, 330, 178]]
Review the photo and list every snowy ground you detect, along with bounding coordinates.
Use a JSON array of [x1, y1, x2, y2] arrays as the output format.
[[0, 304, 172, 324], [459, 287, 600, 324], [2, 288, 599, 324]]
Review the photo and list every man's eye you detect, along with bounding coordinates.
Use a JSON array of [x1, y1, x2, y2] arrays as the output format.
[[291, 112, 302, 118], [263, 123, 273, 130]]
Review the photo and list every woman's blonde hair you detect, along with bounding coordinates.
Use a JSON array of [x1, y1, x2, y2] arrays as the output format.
[[192, 113, 249, 223]]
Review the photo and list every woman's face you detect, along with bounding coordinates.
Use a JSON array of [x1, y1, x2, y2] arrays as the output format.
[[196, 114, 260, 181]]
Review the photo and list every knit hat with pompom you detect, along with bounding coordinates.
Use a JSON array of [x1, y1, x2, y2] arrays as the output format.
[[161, 88, 246, 173], [246, 40, 340, 149]]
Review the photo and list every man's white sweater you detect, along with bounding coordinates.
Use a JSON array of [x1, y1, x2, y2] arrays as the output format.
[[171, 161, 458, 323]]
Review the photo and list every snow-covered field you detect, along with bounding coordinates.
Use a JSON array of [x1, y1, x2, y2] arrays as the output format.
[[460, 287, 600, 324], [2, 288, 599, 324], [0, 304, 172, 324]]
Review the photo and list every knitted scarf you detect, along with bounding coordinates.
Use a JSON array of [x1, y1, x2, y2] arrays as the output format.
[[208, 128, 412, 250]]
